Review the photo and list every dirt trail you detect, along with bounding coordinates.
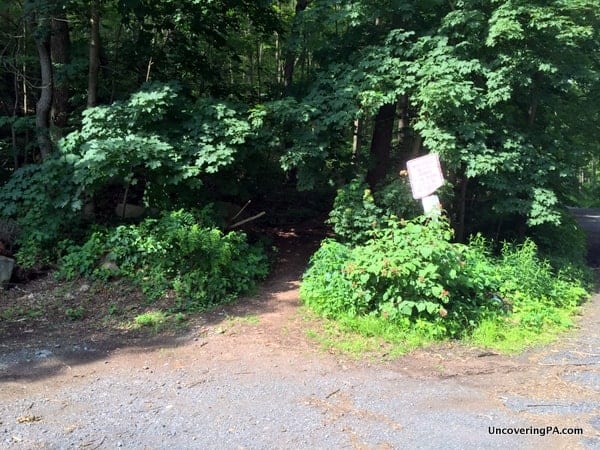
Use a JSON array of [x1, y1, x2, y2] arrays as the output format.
[[0, 231, 599, 449]]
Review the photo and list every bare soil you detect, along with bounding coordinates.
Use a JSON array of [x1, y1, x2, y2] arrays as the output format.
[[0, 229, 598, 449]]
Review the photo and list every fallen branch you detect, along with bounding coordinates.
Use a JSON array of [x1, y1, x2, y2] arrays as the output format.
[[230, 200, 251, 222], [227, 211, 266, 229]]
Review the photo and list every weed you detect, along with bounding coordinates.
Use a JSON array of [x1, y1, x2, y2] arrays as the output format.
[[239, 315, 260, 325], [134, 311, 167, 328], [174, 312, 187, 323], [0, 306, 32, 321], [65, 306, 85, 321]]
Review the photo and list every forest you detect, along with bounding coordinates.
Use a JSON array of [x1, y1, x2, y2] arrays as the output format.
[[1, 0, 599, 349]]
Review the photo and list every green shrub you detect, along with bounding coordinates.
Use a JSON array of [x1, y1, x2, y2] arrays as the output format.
[[529, 210, 591, 283], [298, 240, 354, 317], [58, 209, 269, 311], [301, 216, 589, 345], [0, 83, 258, 268], [495, 240, 588, 328], [327, 179, 383, 245], [468, 239, 588, 352], [327, 177, 419, 245], [302, 217, 501, 337], [0, 157, 83, 267]]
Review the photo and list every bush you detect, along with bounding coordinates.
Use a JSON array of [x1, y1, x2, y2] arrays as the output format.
[[0, 156, 82, 267], [327, 177, 419, 245], [530, 210, 590, 276], [302, 217, 501, 337], [58, 209, 269, 311], [300, 216, 589, 343], [0, 83, 258, 268], [495, 240, 588, 328]]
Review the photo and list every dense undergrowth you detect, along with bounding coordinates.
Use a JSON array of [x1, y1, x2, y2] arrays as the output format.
[[57, 209, 269, 312], [300, 181, 591, 353]]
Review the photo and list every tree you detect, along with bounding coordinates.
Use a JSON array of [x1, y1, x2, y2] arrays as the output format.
[[50, 3, 70, 134], [87, 0, 100, 107], [0, 0, 599, 266], [25, 0, 54, 159], [268, 0, 600, 237]]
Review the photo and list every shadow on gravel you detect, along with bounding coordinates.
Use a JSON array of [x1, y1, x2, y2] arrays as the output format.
[[0, 229, 323, 383]]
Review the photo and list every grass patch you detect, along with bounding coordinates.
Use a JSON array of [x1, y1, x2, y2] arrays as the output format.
[[65, 306, 85, 321], [305, 309, 583, 357], [238, 314, 260, 325], [304, 311, 439, 358], [467, 312, 578, 353], [1, 305, 44, 321], [134, 311, 169, 330], [132, 310, 190, 332]]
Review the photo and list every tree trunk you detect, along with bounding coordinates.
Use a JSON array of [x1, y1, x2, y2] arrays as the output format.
[[352, 118, 362, 159], [527, 72, 542, 126], [396, 95, 424, 170], [396, 95, 408, 146], [367, 103, 396, 190], [11, 59, 21, 168], [34, 33, 53, 159], [396, 94, 411, 170], [456, 175, 469, 243], [87, 1, 100, 108], [283, 0, 310, 91], [11, 32, 23, 169], [50, 12, 70, 136], [275, 32, 281, 84]]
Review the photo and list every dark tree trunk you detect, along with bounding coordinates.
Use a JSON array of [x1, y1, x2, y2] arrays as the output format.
[[456, 175, 469, 242], [367, 103, 396, 190], [87, 2, 100, 107], [34, 33, 53, 159], [528, 72, 542, 126], [396, 95, 423, 171], [50, 12, 70, 135], [396, 95, 408, 152], [283, 0, 310, 91], [12, 43, 21, 168]]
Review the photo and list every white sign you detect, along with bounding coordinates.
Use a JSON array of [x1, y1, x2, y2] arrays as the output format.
[[406, 154, 444, 200]]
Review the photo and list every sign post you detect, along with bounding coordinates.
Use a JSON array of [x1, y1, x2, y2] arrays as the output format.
[[405, 154, 444, 215]]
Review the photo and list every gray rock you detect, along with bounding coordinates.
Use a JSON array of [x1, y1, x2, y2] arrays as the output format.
[[35, 349, 53, 359], [0, 255, 15, 286]]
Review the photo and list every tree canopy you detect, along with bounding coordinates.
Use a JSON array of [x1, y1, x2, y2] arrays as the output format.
[[1, 0, 599, 260]]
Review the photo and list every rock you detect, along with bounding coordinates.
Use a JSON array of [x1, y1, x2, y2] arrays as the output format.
[[0, 255, 15, 286], [35, 350, 53, 359], [78, 283, 90, 293], [101, 259, 119, 273]]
